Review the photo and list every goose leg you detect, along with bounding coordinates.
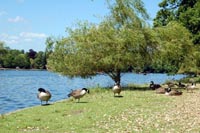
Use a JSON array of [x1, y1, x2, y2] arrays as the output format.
[[77, 99, 80, 103]]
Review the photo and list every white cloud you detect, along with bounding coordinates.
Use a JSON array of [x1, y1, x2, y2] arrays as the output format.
[[0, 32, 47, 45], [5, 39, 19, 44], [20, 32, 47, 38], [0, 33, 19, 44], [0, 11, 7, 16], [8, 16, 26, 23], [0, 32, 48, 51]]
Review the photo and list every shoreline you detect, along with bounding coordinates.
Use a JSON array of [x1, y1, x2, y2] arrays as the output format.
[[2, 83, 200, 116], [1, 99, 68, 116], [0, 71, 192, 116]]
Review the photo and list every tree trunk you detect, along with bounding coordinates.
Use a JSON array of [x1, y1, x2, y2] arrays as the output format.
[[108, 69, 121, 85]]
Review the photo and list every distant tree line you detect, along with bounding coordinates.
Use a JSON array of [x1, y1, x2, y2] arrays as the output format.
[[0, 41, 47, 69]]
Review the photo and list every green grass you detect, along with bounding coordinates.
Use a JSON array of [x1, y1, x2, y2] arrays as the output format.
[[0, 86, 199, 132]]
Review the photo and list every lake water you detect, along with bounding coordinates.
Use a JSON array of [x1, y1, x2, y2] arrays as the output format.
[[0, 70, 186, 114]]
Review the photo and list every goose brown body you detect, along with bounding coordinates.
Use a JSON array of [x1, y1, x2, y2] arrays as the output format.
[[166, 89, 182, 96], [68, 88, 89, 102], [37, 88, 51, 105], [112, 83, 121, 96], [155, 87, 166, 94], [149, 81, 161, 90], [186, 83, 195, 93], [177, 82, 186, 88]]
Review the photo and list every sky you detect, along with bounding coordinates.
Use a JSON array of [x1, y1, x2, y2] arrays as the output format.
[[0, 0, 162, 52]]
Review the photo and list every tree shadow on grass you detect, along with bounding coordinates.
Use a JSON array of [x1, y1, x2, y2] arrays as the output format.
[[122, 86, 151, 91], [91, 85, 152, 94]]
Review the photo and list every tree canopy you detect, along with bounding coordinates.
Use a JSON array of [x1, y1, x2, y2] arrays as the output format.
[[152, 22, 193, 73], [153, 0, 200, 44], [47, 0, 154, 84], [46, 0, 195, 85]]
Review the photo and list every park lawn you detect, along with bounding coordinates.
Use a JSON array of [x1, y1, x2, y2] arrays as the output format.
[[0, 87, 200, 133]]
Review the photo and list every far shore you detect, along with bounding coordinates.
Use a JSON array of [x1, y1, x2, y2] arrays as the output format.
[[0, 67, 46, 71]]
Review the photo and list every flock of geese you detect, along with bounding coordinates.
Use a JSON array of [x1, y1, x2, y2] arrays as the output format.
[[150, 81, 196, 96], [37, 80, 196, 105], [37, 87, 90, 105], [37, 83, 121, 105]]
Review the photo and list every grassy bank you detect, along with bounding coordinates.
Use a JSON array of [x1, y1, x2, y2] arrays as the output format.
[[1, 86, 200, 132]]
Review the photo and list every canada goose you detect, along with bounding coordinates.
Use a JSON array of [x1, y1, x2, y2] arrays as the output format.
[[164, 87, 172, 95], [165, 88, 182, 96], [155, 87, 169, 94], [37, 88, 52, 105], [68, 88, 90, 102], [186, 83, 196, 93], [112, 82, 121, 96], [177, 82, 186, 88], [149, 81, 161, 90]]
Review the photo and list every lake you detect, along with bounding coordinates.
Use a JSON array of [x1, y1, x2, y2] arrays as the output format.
[[0, 70, 186, 114]]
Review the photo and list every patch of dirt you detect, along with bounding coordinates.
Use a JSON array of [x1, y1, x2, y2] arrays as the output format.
[[70, 109, 84, 115], [162, 91, 200, 132], [95, 89, 200, 132]]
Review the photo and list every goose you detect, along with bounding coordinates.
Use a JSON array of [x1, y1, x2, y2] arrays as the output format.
[[164, 87, 172, 95], [155, 87, 168, 94], [186, 83, 196, 93], [68, 88, 90, 102], [37, 88, 52, 105], [149, 81, 161, 90], [112, 82, 121, 96], [177, 82, 186, 88], [165, 88, 182, 96]]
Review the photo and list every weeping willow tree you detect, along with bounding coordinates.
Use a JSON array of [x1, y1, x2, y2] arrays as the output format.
[[46, 0, 159, 85]]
